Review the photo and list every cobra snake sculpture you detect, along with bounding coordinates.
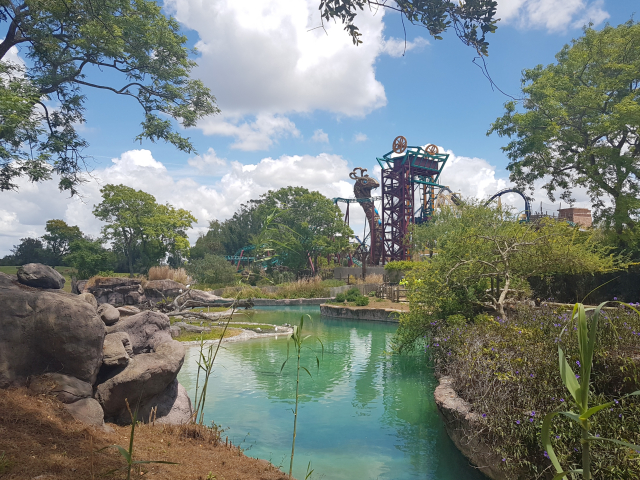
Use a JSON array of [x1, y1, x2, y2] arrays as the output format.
[[349, 167, 382, 265]]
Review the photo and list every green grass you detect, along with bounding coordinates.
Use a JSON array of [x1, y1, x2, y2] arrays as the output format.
[[174, 327, 243, 342], [0, 265, 76, 293], [191, 306, 231, 313]]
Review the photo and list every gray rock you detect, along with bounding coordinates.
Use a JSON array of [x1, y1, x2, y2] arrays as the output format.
[[98, 303, 120, 326], [17, 263, 65, 289], [103, 332, 132, 367], [95, 340, 185, 422], [106, 311, 172, 354], [64, 397, 105, 426], [82, 277, 146, 306], [172, 321, 209, 333], [78, 292, 98, 311], [117, 306, 140, 317], [170, 325, 181, 338], [0, 273, 105, 387], [28, 373, 93, 404], [144, 279, 186, 304], [138, 379, 193, 425]]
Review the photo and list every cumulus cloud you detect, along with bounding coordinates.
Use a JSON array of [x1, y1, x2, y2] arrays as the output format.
[[380, 36, 429, 57], [353, 133, 368, 143], [187, 148, 227, 174], [498, 0, 609, 31], [311, 129, 329, 143]]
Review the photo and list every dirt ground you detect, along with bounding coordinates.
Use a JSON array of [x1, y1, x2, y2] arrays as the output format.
[[330, 299, 410, 311], [0, 388, 290, 480]]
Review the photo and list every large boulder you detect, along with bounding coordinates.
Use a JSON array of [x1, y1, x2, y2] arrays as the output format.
[[28, 373, 93, 404], [78, 292, 98, 311], [65, 397, 105, 426], [95, 340, 185, 423], [0, 273, 105, 387], [17, 263, 65, 289], [117, 306, 140, 317], [102, 332, 133, 367], [106, 311, 172, 354], [144, 279, 187, 304], [82, 277, 146, 306], [98, 303, 120, 326], [138, 379, 192, 425]]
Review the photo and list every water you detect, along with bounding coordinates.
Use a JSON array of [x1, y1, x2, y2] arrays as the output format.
[[177, 306, 486, 480]]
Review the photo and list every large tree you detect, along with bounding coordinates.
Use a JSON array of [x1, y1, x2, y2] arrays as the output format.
[[0, 0, 218, 194], [93, 184, 195, 275], [319, 0, 498, 55], [42, 219, 82, 264], [489, 21, 640, 236]]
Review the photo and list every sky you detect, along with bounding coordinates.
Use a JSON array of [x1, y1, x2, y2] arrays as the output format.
[[1, 0, 638, 256]]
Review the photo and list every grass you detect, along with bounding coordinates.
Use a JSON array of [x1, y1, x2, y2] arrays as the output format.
[[148, 266, 192, 285], [0, 387, 288, 479], [173, 327, 243, 343]]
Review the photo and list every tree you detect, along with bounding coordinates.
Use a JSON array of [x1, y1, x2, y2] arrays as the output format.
[[5, 237, 52, 265], [42, 219, 83, 264], [489, 21, 640, 238], [253, 187, 352, 272], [65, 237, 114, 279], [184, 254, 237, 286], [92, 184, 196, 276], [318, 0, 498, 55], [396, 201, 624, 350], [0, 0, 218, 194]]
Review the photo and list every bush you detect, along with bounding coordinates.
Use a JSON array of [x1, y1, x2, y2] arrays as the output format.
[[355, 296, 369, 306], [148, 265, 192, 284], [185, 254, 237, 286], [414, 304, 640, 479], [346, 287, 361, 302], [335, 293, 346, 302]]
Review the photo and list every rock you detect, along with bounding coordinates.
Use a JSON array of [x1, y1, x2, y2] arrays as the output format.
[[172, 321, 209, 333], [117, 306, 140, 317], [17, 263, 65, 289], [170, 325, 181, 338], [98, 303, 120, 326], [103, 332, 133, 367], [82, 277, 146, 306], [0, 272, 105, 387], [138, 379, 193, 425], [64, 397, 105, 426], [144, 279, 188, 304], [106, 311, 172, 354], [176, 289, 225, 306], [78, 292, 98, 311], [434, 376, 508, 480], [95, 340, 185, 423], [28, 373, 93, 404]]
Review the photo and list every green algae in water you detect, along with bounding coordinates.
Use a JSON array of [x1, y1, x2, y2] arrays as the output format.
[[178, 307, 486, 480]]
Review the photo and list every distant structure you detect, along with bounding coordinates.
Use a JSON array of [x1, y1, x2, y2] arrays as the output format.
[[558, 208, 592, 228]]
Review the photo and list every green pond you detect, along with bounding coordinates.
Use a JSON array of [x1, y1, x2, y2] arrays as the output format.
[[177, 306, 486, 480]]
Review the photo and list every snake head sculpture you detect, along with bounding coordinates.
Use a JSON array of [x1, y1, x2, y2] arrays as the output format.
[[350, 167, 379, 199]]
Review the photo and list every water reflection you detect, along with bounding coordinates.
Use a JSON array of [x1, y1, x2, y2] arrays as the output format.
[[178, 307, 485, 480]]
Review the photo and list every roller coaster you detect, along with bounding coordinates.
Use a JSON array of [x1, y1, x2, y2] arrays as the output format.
[[334, 136, 533, 264]]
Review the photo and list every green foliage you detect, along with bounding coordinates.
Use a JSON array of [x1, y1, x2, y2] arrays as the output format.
[[384, 261, 418, 272], [0, 0, 218, 194], [346, 287, 361, 302], [93, 184, 196, 275], [355, 295, 369, 306], [42, 219, 83, 263], [542, 303, 640, 480], [335, 293, 347, 302], [318, 0, 498, 55], [396, 200, 626, 350], [423, 304, 640, 479], [1, 237, 53, 265], [489, 21, 640, 239], [185, 254, 238, 287], [65, 238, 115, 279], [280, 315, 323, 479]]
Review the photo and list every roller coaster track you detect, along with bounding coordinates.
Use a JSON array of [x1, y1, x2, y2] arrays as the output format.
[[484, 188, 531, 221]]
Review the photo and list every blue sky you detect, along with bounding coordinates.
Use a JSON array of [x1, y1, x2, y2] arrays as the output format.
[[1, 0, 638, 255]]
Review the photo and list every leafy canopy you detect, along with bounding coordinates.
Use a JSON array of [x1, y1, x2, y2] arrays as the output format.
[[0, 0, 218, 194], [489, 21, 640, 236], [319, 0, 498, 55], [92, 184, 196, 275]]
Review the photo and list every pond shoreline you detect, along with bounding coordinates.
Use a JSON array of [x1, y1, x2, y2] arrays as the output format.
[[319, 303, 403, 322], [180, 324, 294, 346]]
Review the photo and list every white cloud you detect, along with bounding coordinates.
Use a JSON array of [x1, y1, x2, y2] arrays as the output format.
[[380, 36, 429, 58], [197, 113, 300, 151], [311, 129, 329, 143], [0, 41, 25, 67], [498, 0, 609, 31], [187, 148, 227, 174], [353, 133, 368, 142]]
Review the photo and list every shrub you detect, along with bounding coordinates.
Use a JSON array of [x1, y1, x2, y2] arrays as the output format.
[[414, 304, 640, 479], [355, 296, 369, 306], [185, 254, 237, 286], [275, 276, 329, 299], [346, 287, 361, 302], [148, 265, 193, 284], [335, 293, 346, 303]]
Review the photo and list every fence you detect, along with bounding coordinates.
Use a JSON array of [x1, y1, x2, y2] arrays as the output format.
[[377, 284, 407, 303]]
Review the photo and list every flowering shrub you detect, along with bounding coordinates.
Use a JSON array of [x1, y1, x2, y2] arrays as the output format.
[[421, 304, 640, 479]]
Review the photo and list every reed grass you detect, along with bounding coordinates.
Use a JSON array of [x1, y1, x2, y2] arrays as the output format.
[[148, 266, 193, 285]]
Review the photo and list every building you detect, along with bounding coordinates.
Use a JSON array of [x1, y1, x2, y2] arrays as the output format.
[[558, 208, 592, 228]]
